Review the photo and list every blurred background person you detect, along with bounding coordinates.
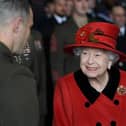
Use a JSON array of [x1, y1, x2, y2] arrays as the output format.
[[42, 0, 68, 42], [110, 4, 126, 71], [51, 0, 68, 24], [40, 0, 69, 125], [96, 0, 118, 22], [44, 0, 55, 18], [65, 0, 74, 17], [50, 0, 96, 83], [87, 0, 97, 18]]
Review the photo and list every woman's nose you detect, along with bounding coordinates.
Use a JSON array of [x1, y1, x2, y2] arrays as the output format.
[[87, 55, 94, 64]]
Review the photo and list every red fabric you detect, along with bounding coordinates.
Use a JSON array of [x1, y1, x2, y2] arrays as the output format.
[[53, 71, 126, 126]]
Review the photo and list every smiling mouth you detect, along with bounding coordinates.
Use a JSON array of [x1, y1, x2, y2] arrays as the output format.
[[86, 67, 97, 71]]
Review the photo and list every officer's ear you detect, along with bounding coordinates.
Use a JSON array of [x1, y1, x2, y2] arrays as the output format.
[[12, 17, 23, 33]]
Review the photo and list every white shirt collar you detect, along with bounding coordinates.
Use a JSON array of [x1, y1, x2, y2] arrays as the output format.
[[54, 14, 67, 24]]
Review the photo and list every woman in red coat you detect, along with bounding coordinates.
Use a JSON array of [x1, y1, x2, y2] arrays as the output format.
[[53, 22, 126, 126]]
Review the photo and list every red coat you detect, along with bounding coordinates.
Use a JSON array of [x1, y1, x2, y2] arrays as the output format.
[[53, 68, 126, 126]]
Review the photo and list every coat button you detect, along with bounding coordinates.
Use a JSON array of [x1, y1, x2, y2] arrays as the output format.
[[96, 122, 102, 126], [110, 121, 116, 126], [114, 99, 119, 105], [84, 102, 90, 108]]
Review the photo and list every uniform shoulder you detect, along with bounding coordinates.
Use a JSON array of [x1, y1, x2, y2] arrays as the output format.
[[10, 64, 35, 81], [0, 63, 34, 81]]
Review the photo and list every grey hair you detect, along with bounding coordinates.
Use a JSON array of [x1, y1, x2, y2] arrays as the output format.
[[73, 47, 83, 56], [73, 47, 119, 65], [106, 51, 119, 64], [0, 0, 31, 26]]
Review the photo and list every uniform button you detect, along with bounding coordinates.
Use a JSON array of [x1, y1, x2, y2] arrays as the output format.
[[114, 99, 119, 105], [84, 102, 90, 108], [96, 122, 102, 126], [110, 121, 116, 126]]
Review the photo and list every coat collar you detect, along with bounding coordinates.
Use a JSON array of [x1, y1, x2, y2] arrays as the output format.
[[0, 42, 13, 63], [74, 67, 120, 103]]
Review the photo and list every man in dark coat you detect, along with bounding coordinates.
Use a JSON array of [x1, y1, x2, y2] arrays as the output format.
[[50, 0, 96, 82], [0, 0, 39, 126]]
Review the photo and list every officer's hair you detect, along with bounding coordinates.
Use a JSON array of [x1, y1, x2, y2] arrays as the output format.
[[0, 0, 31, 27], [73, 47, 119, 65]]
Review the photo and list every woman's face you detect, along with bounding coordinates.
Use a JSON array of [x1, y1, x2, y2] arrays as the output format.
[[80, 48, 112, 79]]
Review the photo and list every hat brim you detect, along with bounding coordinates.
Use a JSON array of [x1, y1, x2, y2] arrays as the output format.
[[64, 42, 126, 61]]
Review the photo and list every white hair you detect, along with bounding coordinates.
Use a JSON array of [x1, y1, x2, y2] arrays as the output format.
[[73, 47, 119, 65]]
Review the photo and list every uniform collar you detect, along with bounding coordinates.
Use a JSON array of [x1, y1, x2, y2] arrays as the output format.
[[0, 42, 14, 62], [74, 67, 120, 103]]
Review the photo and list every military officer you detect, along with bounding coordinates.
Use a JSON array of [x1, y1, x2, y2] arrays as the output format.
[[0, 0, 39, 126]]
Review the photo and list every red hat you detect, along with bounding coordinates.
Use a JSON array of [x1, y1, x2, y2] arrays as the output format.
[[64, 22, 126, 61]]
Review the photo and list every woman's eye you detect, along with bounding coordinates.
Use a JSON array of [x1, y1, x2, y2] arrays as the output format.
[[82, 52, 88, 55], [95, 53, 101, 56]]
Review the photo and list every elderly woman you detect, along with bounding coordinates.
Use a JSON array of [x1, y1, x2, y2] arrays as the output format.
[[52, 22, 126, 126]]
